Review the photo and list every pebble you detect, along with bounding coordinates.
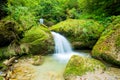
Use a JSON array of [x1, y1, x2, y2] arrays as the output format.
[[14, 60, 18, 63]]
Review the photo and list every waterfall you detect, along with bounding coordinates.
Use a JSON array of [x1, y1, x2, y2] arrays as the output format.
[[51, 32, 72, 53], [51, 32, 90, 62]]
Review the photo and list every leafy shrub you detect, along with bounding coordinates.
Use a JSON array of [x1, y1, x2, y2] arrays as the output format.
[[7, 0, 82, 26]]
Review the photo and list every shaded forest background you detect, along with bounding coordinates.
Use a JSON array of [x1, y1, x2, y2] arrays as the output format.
[[0, 0, 120, 27]]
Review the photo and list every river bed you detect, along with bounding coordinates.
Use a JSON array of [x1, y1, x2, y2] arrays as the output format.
[[33, 50, 90, 80], [8, 50, 90, 80]]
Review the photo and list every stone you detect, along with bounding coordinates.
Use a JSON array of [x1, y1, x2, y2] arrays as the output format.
[[92, 16, 120, 66], [64, 55, 106, 79], [50, 19, 104, 49]]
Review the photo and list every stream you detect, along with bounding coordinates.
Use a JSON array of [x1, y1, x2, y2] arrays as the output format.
[[32, 32, 91, 80], [33, 50, 90, 80], [7, 32, 91, 80]]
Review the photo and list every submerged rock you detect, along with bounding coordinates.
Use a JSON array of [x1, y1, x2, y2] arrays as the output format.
[[7, 59, 35, 80], [31, 55, 44, 66], [21, 26, 54, 54], [63, 55, 106, 79], [92, 16, 120, 66], [50, 19, 104, 49]]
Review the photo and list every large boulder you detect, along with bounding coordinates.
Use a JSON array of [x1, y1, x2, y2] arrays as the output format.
[[0, 18, 24, 60], [0, 19, 54, 60], [50, 19, 104, 49], [21, 26, 54, 54], [92, 16, 120, 66], [0, 18, 23, 47], [64, 55, 106, 80]]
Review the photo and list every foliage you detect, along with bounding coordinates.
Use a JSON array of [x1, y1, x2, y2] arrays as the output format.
[[7, 0, 38, 30], [0, 0, 8, 20], [34, 0, 81, 25], [80, 0, 120, 16], [7, 0, 82, 26], [6, 0, 120, 27], [0, 47, 8, 60], [78, 0, 120, 27]]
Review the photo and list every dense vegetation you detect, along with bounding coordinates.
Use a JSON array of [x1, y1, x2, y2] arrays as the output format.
[[0, 0, 8, 19], [1, 0, 120, 26], [0, 0, 120, 79]]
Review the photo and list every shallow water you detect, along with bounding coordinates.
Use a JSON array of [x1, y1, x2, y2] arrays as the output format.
[[33, 50, 90, 80], [33, 55, 66, 80]]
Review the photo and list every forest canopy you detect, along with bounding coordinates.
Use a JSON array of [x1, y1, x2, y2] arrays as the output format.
[[0, 0, 120, 26]]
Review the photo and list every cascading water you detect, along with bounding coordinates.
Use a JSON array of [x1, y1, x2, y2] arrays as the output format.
[[51, 32, 89, 62], [51, 32, 72, 53]]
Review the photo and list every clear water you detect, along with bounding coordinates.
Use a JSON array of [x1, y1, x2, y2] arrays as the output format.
[[51, 32, 91, 62], [33, 54, 66, 80], [32, 32, 90, 80], [33, 51, 90, 80], [51, 32, 72, 53]]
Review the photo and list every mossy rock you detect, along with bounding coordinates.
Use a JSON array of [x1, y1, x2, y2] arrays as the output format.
[[0, 76, 3, 80], [21, 26, 54, 54], [64, 55, 106, 79], [50, 19, 104, 49], [0, 60, 8, 71], [92, 16, 120, 66], [0, 41, 30, 60], [0, 17, 23, 47]]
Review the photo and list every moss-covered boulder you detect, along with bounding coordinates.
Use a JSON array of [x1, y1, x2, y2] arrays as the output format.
[[50, 19, 104, 49], [21, 26, 54, 54], [0, 18, 53, 59], [64, 55, 106, 79], [92, 16, 120, 66], [0, 42, 30, 60], [0, 18, 23, 47]]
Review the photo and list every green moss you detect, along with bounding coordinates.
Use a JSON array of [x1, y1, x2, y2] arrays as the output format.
[[22, 27, 48, 43], [0, 47, 7, 60], [0, 61, 8, 71], [0, 47, 16, 60], [64, 55, 106, 78], [50, 19, 104, 49], [115, 33, 120, 49], [0, 17, 23, 47], [92, 16, 120, 66], [21, 26, 54, 54], [0, 76, 3, 80]]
